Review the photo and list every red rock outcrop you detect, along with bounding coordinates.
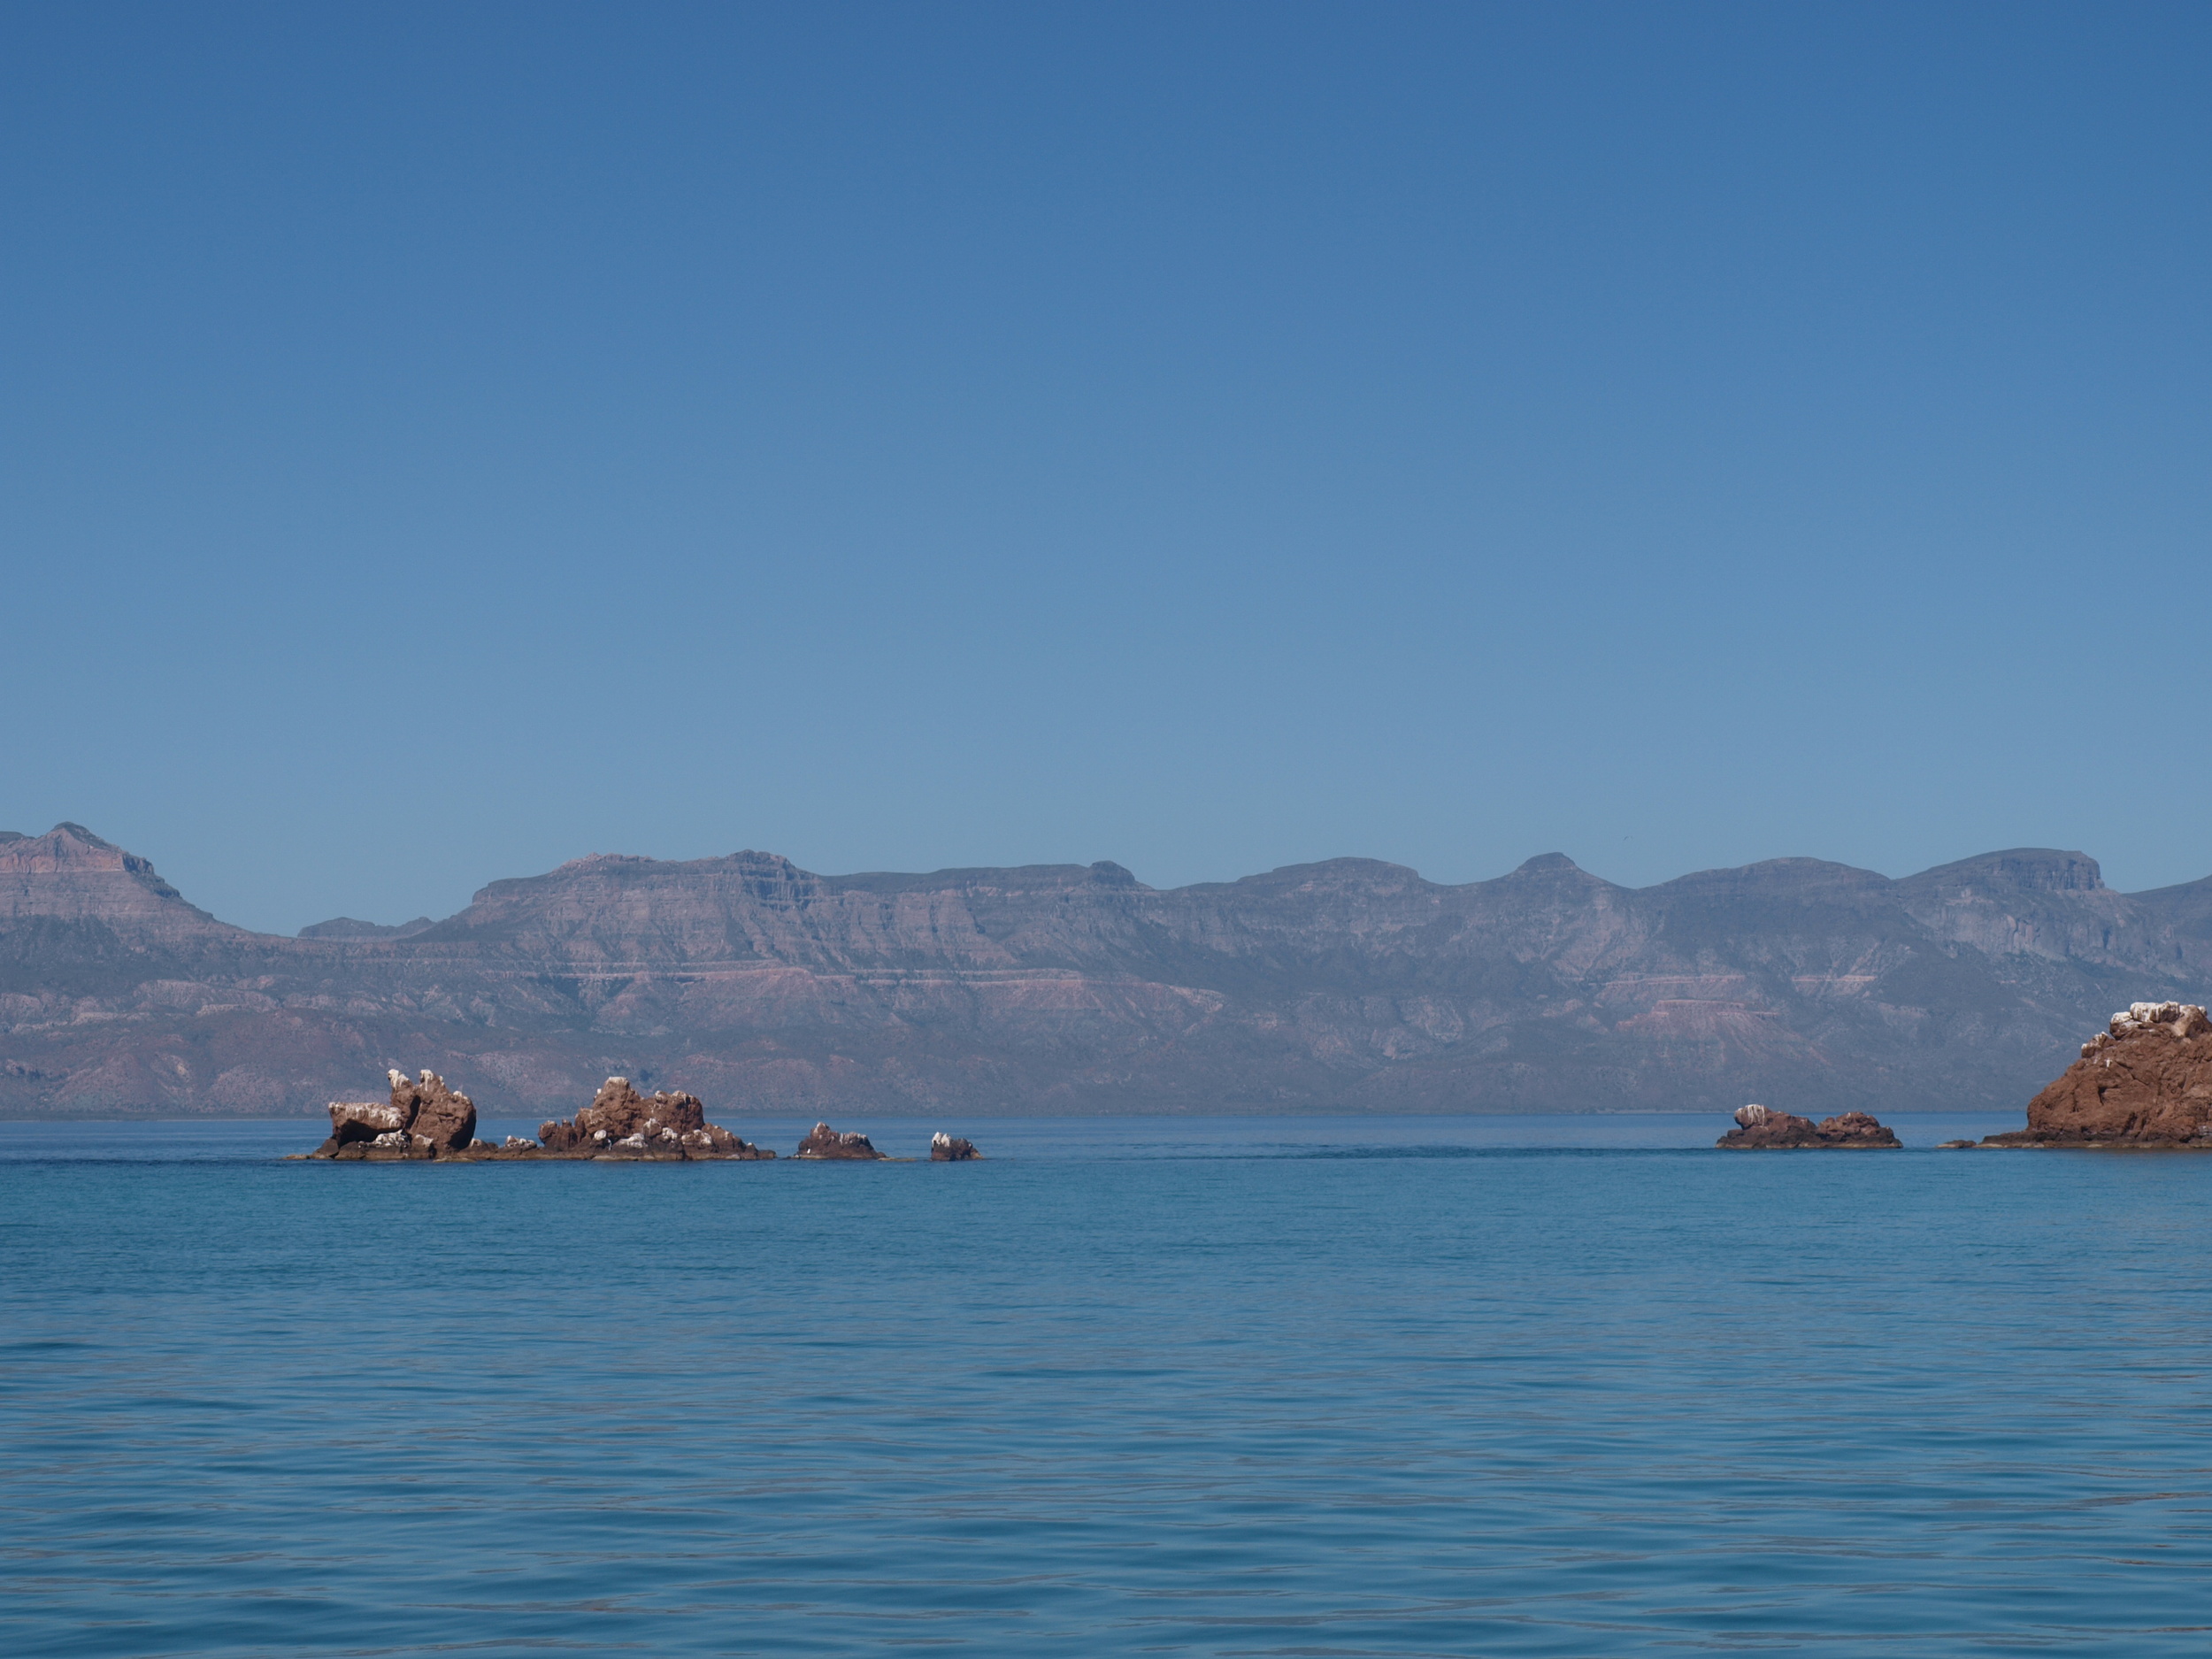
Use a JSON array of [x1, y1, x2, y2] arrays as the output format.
[[929, 1133, 981, 1161], [1982, 1002, 2212, 1146], [311, 1069, 476, 1160], [326, 1099, 408, 1145], [535, 1076, 772, 1160], [1716, 1102, 1900, 1148], [308, 1071, 770, 1161], [1811, 1110, 1901, 1147], [390, 1068, 477, 1151], [796, 1121, 884, 1160]]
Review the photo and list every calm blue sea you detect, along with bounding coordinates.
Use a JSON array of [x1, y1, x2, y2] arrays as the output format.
[[3, 1112, 2208, 1657]]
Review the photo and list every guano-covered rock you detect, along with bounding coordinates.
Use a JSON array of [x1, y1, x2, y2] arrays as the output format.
[[796, 1122, 885, 1160], [1982, 1002, 2212, 1147], [1716, 1102, 1900, 1148]]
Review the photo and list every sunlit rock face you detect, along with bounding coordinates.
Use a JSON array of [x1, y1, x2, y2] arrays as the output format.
[[309, 1071, 772, 1162], [311, 1069, 474, 1160], [1984, 1003, 2212, 1146], [535, 1077, 771, 1160]]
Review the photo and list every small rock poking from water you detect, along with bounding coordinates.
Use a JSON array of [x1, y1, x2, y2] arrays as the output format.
[[1981, 1001, 2212, 1147], [1716, 1102, 1900, 1148], [796, 1122, 886, 1160], [930, 1132, 981, 1161]]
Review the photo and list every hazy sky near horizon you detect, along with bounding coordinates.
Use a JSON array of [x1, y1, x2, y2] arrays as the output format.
[[4, 2, 2208, 933]]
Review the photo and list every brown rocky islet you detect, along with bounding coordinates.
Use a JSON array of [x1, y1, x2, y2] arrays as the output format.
[[290, 998, 2212, 1161], [1976, 1002, 2212, 1148], [1715, 1001, 2212, 1150], [302, 1071, 975, 1163], [1714, 1103, 1901, 1148]]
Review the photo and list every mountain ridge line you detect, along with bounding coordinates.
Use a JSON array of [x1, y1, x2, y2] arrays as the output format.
[[2, 822, 2206, 1119]]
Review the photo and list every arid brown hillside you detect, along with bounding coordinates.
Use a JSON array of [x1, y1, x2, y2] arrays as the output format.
[[2, 822, 2207, 1118]]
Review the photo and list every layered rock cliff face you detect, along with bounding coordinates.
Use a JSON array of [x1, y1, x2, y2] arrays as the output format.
[[1983, 1002, 2212, 1146], [3, 821, 2209, 1117]]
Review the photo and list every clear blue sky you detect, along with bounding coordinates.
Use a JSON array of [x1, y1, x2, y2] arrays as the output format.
[[4, 2, 2208, 934]]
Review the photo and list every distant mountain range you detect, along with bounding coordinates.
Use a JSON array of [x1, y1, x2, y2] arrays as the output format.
[[2, 822, 2207, 1118]]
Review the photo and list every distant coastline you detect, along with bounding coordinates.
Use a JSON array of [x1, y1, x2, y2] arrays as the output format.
[[4, 823, 2206, 1120]]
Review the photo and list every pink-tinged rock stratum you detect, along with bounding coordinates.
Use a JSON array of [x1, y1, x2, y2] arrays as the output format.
[[9, 820, 2212, 1118]]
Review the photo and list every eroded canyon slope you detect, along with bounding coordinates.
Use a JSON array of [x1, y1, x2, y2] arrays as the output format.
[[3, 822, 2208, 1117]]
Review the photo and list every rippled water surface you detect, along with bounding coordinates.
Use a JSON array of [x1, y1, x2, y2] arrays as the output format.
[[4, 1113, 2209, 1656]]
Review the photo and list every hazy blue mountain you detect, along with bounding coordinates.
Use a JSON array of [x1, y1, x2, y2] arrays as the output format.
[[2, 823, 2204, 1118], [296, 916, 437, 940]]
